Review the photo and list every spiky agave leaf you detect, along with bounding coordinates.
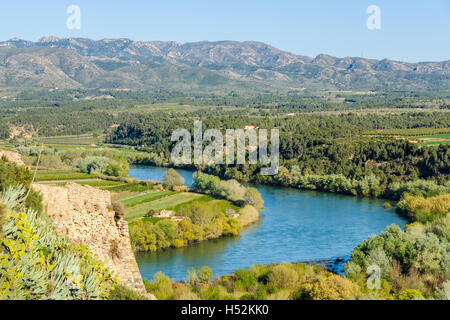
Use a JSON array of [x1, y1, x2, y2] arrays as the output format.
[[1, 185, 26, 211], [1, 186, 115, 300]]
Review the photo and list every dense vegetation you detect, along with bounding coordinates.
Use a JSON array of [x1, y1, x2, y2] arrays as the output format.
[[129, 173, 261, 252], [106, 110, 449, 202], [146, 195, 449, 300], [13, 146, 130, 178], [1, 88, 449, 300], [344, 215, 449, 299], [0, 185, 116, 300], [145, 263, 360, 300], [0, 157, 42, 212], [130, 200, 242, 252], [0, 89, 448, 139]]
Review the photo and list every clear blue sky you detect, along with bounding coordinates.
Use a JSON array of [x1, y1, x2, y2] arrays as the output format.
[[0, 0, 449, 62]]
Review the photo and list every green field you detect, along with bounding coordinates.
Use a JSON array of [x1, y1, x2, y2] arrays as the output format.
[[410, 133, 450, 146], [366, 128, 450, 137], [36, 169, 97, 181], [36, 134, 102, 146], [75, 180, 125, 188], [417, 140, 450, 146], [124, 192, 204, 221], [105, 183, 155, 193], [121, 190, 176, 207], [414, 133, 450, 140]]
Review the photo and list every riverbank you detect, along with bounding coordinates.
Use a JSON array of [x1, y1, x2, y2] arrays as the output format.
[[124, 170, 263, 253], [131, 165, 408, 282], [129, 162, 450, 209]]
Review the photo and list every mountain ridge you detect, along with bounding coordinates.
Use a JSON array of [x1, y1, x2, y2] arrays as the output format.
[[0, 37, 448, 92]]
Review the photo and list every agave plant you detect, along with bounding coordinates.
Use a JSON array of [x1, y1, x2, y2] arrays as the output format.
[[0, 185, 116, 300]]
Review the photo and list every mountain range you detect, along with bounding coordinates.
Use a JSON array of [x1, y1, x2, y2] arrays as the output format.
[[0, 36, 449, 92]]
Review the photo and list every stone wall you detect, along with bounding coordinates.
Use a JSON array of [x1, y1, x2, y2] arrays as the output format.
[[32, 183, 151, 297]]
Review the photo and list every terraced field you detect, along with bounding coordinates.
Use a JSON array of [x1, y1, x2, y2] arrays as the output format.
[[36, 134, 101, 146], [36, 169, 97, 181]]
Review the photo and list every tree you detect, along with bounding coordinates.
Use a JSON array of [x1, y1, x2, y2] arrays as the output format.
[[244, 188, 264, 210], [219, 179, 246, 202], [163, 168, 184, 190], [181, 202, 215, 226]]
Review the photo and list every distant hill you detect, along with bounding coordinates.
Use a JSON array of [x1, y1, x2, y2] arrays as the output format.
[[0, 37, 449, 92]]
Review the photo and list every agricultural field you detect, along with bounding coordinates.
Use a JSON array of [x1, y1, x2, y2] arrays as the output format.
[[124, 192, 205, 221], [35, 134, 103, 147], [366, 127, 450, 137], [36, 169, 97, 181], [31, 161, 214, 224], [410, 133, 450, 146]]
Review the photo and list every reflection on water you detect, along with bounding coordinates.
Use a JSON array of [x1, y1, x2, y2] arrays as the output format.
[[130, 166, 407, 281]]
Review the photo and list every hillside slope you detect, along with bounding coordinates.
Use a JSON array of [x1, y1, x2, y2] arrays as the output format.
[[32, 183, 150, 296], [0, 37, 448, 91]]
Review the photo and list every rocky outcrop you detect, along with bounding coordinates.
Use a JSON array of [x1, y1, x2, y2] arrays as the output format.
[[32, 182, 152, 298], [0, 150, 25, 166]]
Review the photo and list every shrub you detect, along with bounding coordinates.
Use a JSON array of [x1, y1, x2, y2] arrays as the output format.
[[109, 239, 122, 259], [389, 180, 450, 200], [108, 284, 148, 300], [76, 156, 109, 174], [397, 194, 449, 222], [74, 152, 128, 177], [383, 202, 392, 209], [156, 220, 179, 241], [219, 179, 246, 202], [290, 284, 313, 300], [163, 169, 184, 190], [187, 267, 198, 284], [193, 172, 221, 194], [344, 261, 362, 281], [172, 239, 185, 248], [244, 187, 264, 210], [112, 201, 126, 220], [173, 282, 199, 300], [200, 285, 224, 300], [233, 269, 257, 290], [0, 157, 42, 212], [0, 199, 7, 239], [181, 202, 216, 226], [198, 266, 213, 283], [309, 274, 359, 300], [366, 247, 391, 279], [250, 264, 270, 282], [396, 289, 423, 300], [145, 272, 174, 300], [268, 265, 299, 289]]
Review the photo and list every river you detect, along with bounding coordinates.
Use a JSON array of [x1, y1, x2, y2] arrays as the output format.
[[129, 165, 407, 281]]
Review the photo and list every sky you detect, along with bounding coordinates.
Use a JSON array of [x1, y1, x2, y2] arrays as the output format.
[[0, 0, 449, 62]]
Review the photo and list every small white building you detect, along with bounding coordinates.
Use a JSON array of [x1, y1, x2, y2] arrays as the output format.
[[245, 125, 258, 130], [154, 210, 175, 218]]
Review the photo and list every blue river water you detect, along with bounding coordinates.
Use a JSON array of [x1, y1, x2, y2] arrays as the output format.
[[129, 165, 407, 281]]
